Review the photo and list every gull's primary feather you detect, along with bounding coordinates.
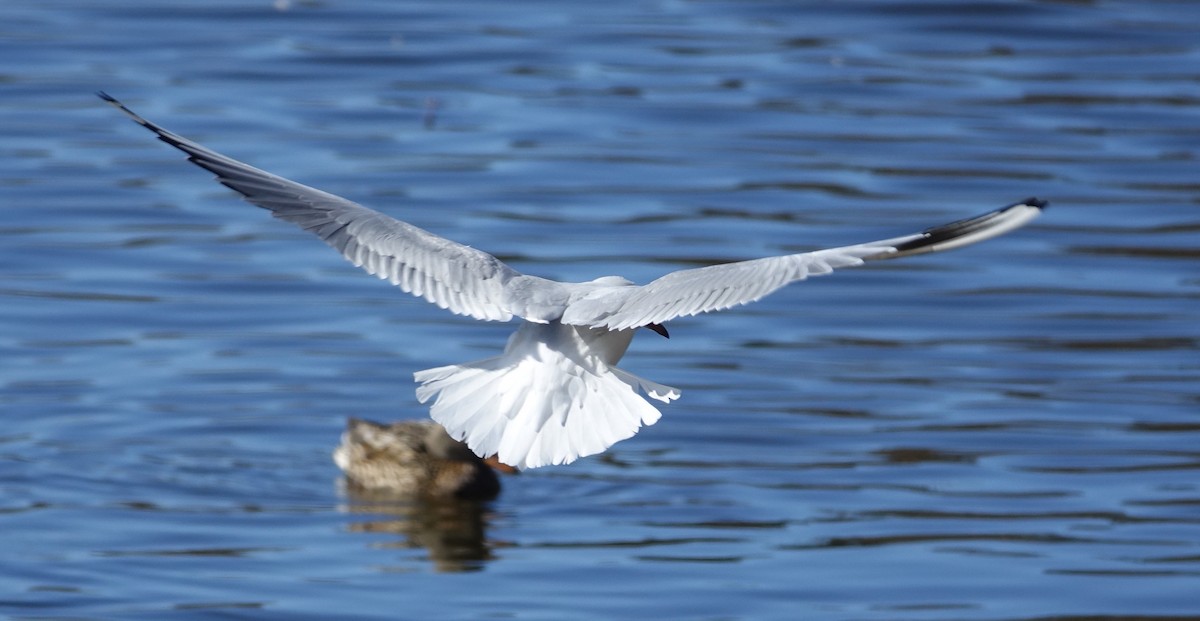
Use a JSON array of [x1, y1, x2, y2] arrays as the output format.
[[101, 92, 1045, 469]]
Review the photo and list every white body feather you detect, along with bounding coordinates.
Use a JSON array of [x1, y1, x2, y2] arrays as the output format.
[[415, 322, 678, 469]]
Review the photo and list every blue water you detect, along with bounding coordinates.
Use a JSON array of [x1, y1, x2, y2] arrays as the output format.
[[2, 1, 1199, 619]]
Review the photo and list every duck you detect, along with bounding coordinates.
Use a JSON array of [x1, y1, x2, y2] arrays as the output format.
[[333, 418, 514, 500]]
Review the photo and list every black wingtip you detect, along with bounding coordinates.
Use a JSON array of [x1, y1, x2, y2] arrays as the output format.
[[97, 91, 179, 144], [886, 197, 1045, 256], [96, 91, 143, 124]]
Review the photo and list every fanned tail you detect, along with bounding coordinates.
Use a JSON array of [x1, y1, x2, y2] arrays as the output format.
[[413, 324, 679, 469]]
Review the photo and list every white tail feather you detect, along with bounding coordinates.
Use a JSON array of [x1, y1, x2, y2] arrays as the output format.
[[414, 322, 679, 469]]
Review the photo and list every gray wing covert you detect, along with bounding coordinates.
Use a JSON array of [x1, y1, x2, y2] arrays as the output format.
[[563, 245, 887, 331]]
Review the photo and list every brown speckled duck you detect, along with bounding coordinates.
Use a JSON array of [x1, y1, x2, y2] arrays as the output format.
[[333, 418, 513, 500]]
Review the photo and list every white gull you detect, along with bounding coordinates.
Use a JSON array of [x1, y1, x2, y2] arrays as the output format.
[[100, 92, 1045, 469]]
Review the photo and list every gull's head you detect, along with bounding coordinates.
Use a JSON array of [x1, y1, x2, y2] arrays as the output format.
[[589, 275, 635, 287]]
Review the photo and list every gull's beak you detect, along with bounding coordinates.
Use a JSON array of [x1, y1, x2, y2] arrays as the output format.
[[645, 323, 670, 339]]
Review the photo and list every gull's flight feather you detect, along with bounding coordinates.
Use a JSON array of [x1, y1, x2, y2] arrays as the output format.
[[562, 200, 1044, 330], [100, 92, 1045, 469], [97, 92, 540, 323]]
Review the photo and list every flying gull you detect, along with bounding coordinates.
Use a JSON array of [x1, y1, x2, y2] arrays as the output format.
[[99, 92, 1045, 469]]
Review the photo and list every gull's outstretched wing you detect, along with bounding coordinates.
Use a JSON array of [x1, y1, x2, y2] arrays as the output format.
[[563, 199, 1045, 331], [99, 92, 522, 322]]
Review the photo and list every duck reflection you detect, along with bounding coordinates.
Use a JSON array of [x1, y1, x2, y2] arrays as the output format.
[[334, 418, 515, 572]]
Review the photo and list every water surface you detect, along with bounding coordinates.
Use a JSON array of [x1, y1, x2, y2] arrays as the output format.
[[2, 1, 1198, 619]]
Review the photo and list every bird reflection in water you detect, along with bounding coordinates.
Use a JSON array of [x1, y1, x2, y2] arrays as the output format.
[[334, 418, 516, 572]]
